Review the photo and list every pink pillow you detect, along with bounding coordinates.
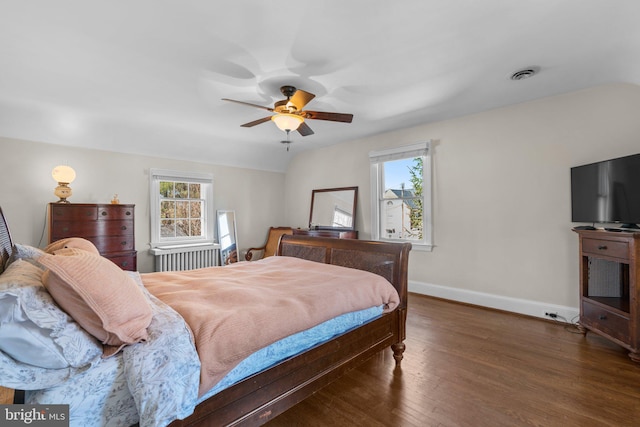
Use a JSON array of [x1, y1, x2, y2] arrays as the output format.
[[44, 237, 100, 255], [39, 248, 152, 353]]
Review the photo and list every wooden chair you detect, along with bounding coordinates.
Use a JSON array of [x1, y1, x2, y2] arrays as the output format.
[[245, 227, 293, 261]]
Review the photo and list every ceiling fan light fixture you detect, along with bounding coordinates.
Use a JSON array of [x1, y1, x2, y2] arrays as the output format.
[[272, 113, 304, 132]]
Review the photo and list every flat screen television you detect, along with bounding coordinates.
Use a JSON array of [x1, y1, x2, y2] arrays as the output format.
[[571, 153, 640, 229]]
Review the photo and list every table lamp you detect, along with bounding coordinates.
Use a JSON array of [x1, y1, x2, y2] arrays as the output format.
[[52, 165, 76, 203]]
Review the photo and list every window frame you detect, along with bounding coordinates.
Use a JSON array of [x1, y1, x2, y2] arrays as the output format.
[[149, 168, 215, 248], [369, 141, 433, 251]]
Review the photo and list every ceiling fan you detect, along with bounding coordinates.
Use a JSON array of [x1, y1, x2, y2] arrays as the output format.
[[222, 85, 353, 136]]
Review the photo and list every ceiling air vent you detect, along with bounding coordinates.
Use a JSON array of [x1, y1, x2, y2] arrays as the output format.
[[510, 67, 540, 81]]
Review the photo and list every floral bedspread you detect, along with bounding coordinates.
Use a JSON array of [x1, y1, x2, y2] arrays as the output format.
[[23, 272, 201, 427]]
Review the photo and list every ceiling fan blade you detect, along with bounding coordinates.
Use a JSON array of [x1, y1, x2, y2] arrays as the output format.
[[222, 98, 274, 112], [303, 111, 353, 123], [241, 116, 273, 127], [297, 121, 314, 137], [289, 89, 315, 111]]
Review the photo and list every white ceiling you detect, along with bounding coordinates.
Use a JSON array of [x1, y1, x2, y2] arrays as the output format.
[[1, 1, 639, 172]]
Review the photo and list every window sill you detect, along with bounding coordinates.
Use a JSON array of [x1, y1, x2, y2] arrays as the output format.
[[150, 242, 220, 255], [378, 239, 433, 252], [409, 243, 433, 252]]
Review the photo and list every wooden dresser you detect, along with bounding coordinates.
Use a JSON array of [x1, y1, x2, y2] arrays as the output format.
[[574, 228, 640, 361], [49, 203, 137, 271], [293, 228, 358, 239]]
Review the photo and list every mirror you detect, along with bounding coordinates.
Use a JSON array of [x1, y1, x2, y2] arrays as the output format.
[[309, 186, 358, 230], [217, 210, 238, 265]]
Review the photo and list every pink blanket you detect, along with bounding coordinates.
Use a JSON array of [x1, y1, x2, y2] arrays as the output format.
[[141, 256, 399, 396]]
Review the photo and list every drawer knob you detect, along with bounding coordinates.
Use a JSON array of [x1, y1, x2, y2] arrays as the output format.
[[121, 226, 127, 230], [62, 227, 69, 232], [599, 314, 607, 320], [121, 241, 127, 246], [597, 245, 607, 250], [101, 211, 108, 216], [126, 211, 131, 216], [121, 261, 128, 267]]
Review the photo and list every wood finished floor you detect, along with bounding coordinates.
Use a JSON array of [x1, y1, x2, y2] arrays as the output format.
[[266, 293, 640, 427]]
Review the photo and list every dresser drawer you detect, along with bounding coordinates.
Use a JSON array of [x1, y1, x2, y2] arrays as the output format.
[[50, 220, 134, 240], [581, 299, 630, 344], [105, 253, 137, 271], [98, 206, 134, 220], [582, 238, 629, 260], [51, 221, 99, 240], [92, 220, 133, 237], [87, 236, 135, 253], [50, 205, 97, 221]]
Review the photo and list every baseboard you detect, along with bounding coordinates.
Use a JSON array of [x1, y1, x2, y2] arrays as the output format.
[[409, 281, 579, 323]]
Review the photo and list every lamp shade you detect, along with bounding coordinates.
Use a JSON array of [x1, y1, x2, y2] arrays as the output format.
[[52, 165, 76, 184], [271, 113, 304, 131]]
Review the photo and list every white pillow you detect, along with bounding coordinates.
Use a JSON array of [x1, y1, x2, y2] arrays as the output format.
[[0, 259, 101, 369], [6, 243, 45, 267]]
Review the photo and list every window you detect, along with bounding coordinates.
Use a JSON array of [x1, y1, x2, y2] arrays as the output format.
[[369, 141, 432, 250], [333, 207, 352, 228], [150, 169, 214, 248]]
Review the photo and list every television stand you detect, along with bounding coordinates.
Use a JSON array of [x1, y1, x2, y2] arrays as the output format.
[[573, 228, 640, 362]]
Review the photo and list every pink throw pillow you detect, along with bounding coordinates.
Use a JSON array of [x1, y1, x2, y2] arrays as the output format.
[[44, 237, 100, 255], [39, 248, 152, 353]]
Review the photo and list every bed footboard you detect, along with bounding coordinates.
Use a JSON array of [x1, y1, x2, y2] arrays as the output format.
[[278, 235, 410, 362], [171, 236, 410, 426]]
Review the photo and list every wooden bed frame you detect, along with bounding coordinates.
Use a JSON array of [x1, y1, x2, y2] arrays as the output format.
[[0, 206, 410, 426]]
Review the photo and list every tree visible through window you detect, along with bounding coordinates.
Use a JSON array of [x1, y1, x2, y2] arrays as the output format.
[[408, 157, 423, 239], [150, 169, 214, 248], [159, 181, 203, 238]]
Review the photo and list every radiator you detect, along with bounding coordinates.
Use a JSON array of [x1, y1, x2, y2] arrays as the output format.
[[151, 244, 220, 272]]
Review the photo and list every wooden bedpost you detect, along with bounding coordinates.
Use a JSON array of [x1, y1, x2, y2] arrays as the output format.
[[0, 386, 14, 404]]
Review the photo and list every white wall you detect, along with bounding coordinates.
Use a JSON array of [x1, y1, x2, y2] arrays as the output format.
[[285, 83, 640, 318], [3, 83, 639, 318], [0, 137, 286, 272]]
